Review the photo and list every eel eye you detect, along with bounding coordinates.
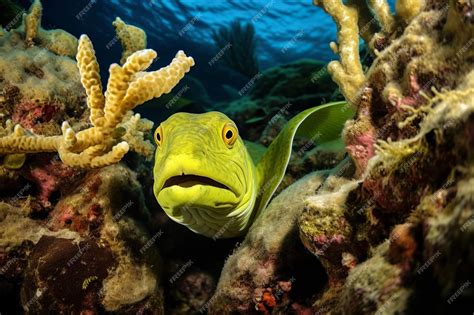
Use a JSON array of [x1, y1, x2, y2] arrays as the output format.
[[222, 123, 238, 147], [154, 125, 163, 146]]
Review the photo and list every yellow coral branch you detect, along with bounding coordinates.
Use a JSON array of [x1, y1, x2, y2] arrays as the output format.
[[120, 113, 154, 157], [103, 49, 157, 128], [24, 0, 42, 45], [313, 0, 366, 104], [58, 141, 129, 169], [112, 17, 147, 65], [396, 0, 425, 23], [348, 0, 378, 46], [76, 36, 105, 127], [0, 33, 194, 168], [121, 51, 195, 111], [368, 0, 395, 33], [21, 0, 78, 57]]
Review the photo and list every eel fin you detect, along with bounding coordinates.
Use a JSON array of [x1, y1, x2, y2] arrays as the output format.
[[253, 101, 355, 220]]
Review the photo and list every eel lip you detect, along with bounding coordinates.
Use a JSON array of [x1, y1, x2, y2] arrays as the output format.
[[162, 174, 231, 191]]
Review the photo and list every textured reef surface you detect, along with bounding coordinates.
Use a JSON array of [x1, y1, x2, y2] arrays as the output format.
[[210, 0, 474, 314], [1, 0, 473, 314]]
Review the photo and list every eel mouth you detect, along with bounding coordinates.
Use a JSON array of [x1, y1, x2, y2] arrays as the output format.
[[162, 174, 231, 191]]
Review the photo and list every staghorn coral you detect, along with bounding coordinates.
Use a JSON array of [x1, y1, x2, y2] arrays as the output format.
[[368, 0, 396, 33], [0, 34, 194, 168], [113, 17, 147, 65]]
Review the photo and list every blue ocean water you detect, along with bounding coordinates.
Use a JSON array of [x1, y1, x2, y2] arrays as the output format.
[[40, 0, 337, 67], [31, 0, 392, 113], [31, 0, 340, 103]]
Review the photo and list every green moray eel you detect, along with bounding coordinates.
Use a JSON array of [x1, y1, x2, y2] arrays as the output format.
[[153, 101, 355, 238]]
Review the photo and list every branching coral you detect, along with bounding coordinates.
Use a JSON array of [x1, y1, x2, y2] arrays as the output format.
[[368, 0, 396, 33], [112, 17, 147, 65], [24, 0, 41, 45], [347, 0, 378, 45], [0, 35, 194, 168], [312, 0, 426, 105], [312, 0, 366, 104], [22, 0, 78, 57]]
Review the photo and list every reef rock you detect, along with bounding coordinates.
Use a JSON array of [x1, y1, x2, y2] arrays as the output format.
[[298, 0, 474, 313], [209, 171, 330, 314], [0, 162, 165, 314], [208, 1, 474, 314], [0, 8, 166, 313]]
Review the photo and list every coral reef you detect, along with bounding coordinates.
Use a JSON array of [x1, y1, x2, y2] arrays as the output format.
[[1, 0, 473, 313], [0, 1, 193, 313], [0, 0, 194, 168], [1, 164, 165, 313], [210, 0, 473, 313], [300, 0, 474, 313], [0, 30, 84, 109], [22, 0, 78, 57]]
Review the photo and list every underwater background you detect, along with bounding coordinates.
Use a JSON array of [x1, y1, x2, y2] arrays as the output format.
[[35, 0, 346, 122], [1, 0, 473, 314], [37, 0, 339, 96]]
